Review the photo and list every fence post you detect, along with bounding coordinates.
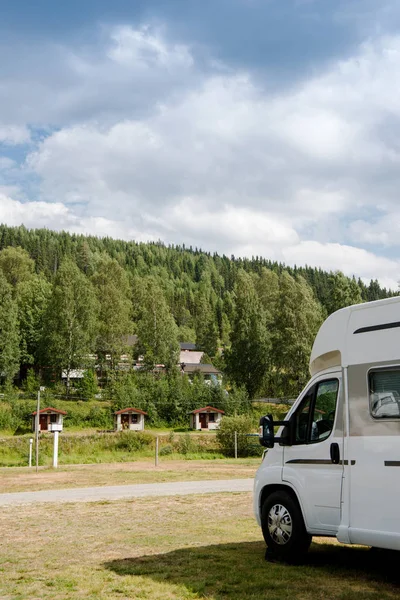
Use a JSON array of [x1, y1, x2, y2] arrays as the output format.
[[234, 431, 238, 459], [28, 438, 33, 468], [155, 436, 159, 467]]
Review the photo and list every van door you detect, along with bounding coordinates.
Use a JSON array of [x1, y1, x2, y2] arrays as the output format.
[[282, 373, 344, 533]]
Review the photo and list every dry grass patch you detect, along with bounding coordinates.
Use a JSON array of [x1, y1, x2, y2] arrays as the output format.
[[0, 458, 258, 493], [0, 492, 400, 599]]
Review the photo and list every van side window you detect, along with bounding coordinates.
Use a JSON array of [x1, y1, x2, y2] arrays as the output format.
[[312, 380, 339, 443], [294, 379, 339, 444], [369, 369, 400, 419]]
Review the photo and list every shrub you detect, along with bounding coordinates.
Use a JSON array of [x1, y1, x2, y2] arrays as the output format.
[[159, 444, 173, 456], [114, 431, 154, 452], [176, 433, 198, 455], [216, 414, 262, 457]]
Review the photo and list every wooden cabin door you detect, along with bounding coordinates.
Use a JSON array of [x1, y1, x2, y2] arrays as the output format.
[[199, 414, 207, 429], [40, 415, 48, 431]]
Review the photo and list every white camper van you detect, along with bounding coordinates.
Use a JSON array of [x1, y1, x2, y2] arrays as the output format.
[[255, 296, 400, 561]]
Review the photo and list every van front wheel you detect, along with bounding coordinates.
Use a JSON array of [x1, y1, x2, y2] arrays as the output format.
[[261, 491, 311, 562]]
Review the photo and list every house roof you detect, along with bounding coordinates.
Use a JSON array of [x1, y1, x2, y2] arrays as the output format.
[[32, 407, 67, 416], [182, 364, 221, 375], [114, 407, 148, 416], [190, 406, 225, 414], [180, 342, 197, 350], [179, 350, 203, 364]]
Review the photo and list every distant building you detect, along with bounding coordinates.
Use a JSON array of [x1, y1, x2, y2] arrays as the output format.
[[114, 407, 147, 431], [31, 407, 67, 433], [189, 406, 224, 430], [181, 363, 222, 385]]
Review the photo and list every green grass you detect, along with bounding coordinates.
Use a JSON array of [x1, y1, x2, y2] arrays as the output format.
[[0, 492, 399, 599], [0, 430, 226, 467]]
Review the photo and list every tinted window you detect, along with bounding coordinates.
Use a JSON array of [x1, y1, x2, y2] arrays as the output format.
[[293, 379, 339, 444], [369, 369, 400, 418]]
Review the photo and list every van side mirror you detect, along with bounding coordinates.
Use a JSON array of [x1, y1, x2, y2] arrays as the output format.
[[259, 414, 275, 448], [259, 414, 293, 448]]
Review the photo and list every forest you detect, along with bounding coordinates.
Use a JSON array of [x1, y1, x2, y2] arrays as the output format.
[[0, 224, 395, 430]]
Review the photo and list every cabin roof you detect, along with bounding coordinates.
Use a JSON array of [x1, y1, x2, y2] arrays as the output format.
[[32, 407, 67, 416], [190, 406, 225, 414], [114, 407, 148, 416]]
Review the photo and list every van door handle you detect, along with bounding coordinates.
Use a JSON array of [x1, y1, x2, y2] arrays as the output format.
[[330, 443, 340, 464]]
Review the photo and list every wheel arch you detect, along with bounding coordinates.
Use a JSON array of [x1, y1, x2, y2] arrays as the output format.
[[260, 484, 305, 524]]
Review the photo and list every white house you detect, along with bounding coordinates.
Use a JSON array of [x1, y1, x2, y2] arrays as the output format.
[[114, 407, 147, 431], [190, 406, 224, 430], [31, 407, 67, 432]]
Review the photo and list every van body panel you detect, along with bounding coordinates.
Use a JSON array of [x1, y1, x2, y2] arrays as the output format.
[[255, 297, 400, 552]]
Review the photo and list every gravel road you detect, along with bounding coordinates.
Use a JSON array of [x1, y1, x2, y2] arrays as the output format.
[[0, 478, 253, 506]]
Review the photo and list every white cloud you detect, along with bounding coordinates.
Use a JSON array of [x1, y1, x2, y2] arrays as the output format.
[[2, 25, 400, 287], [283, 241, 400, 289], [107, 25, 193, 69], [0, 125, 30, 145]]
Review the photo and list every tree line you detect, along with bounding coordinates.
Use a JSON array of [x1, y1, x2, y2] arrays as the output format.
[[0, 224, 395, 401]]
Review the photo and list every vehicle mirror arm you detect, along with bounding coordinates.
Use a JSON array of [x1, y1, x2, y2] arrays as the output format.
[[259, 415, 293, 448]]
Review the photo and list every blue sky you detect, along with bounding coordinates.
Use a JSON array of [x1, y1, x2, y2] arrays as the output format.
[[1, 0, 400, 288]]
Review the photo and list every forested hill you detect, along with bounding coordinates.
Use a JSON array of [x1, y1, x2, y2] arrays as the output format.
[[0, 224, 393, 305], [0, 224, 396, 399]]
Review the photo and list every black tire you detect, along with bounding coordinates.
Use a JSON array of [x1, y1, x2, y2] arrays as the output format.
[[261, 490, 311, 563]]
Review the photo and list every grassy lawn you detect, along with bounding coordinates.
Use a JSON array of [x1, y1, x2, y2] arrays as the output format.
[[0, 458, 259, 494], [0, 492, 399, 600]]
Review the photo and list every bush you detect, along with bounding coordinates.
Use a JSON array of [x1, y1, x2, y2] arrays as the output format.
[[114, 431, 154, 452], [159, 444, 173, 456], [176, 433, 198, 455], [216, 414, 262, 457]]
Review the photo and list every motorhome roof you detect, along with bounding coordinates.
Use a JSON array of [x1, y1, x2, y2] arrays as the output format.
[[309, 296, 400, 377]]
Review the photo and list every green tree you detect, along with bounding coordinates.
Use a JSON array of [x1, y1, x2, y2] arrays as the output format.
[[41, 259, 99, 390], [76, 369, 99, 400], [91, 257, 132, 370], [0, 246, 35, 289], [0, 271, 20, 382], [271, 272, 324, 397], [17, 275, 52, 365], [135, 277, 180, 370], [225, 270, 271, 399], [326, 271, 363, 315], [194, 292, 219, 357]]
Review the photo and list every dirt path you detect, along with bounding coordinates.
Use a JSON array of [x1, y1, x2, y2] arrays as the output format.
[[0, 478, 253, 505]]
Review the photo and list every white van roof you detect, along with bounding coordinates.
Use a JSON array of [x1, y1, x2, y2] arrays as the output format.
[[310, 296, 400, 376]]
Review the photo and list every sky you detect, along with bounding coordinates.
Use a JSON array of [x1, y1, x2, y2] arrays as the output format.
[[1, 0, 400, 289]]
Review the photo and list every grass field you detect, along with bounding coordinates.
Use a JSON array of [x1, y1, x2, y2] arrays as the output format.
[[0, 429, 235, 467], [0, 458, 259, 494], [0, 492, 399, 599]]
